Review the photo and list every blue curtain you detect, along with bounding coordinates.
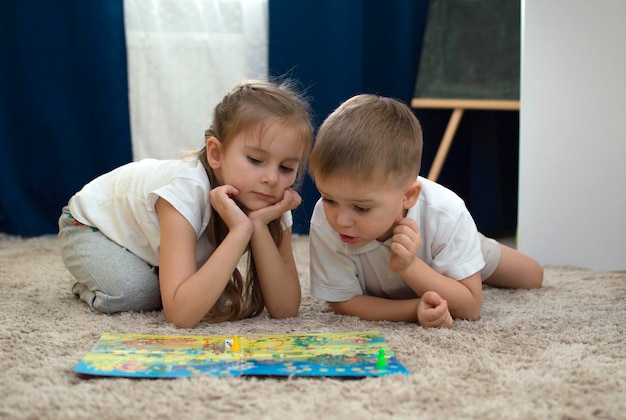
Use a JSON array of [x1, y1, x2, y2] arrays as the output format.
[[269, 0, 430, 234], [0, 0, 518, 237], [269, 0, 519, 237], [0, 1, 132, 235]]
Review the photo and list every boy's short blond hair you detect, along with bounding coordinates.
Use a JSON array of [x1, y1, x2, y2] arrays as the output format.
[[309, 94, 423, 186]]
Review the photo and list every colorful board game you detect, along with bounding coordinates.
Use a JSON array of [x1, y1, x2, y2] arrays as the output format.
[[74, 331, 410, 378]]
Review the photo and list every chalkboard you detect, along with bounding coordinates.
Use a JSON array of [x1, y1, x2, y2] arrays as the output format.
[[414, 0, 520, 101]]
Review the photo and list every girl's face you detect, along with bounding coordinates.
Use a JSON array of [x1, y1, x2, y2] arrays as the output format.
[[208, 121, 305, 211], [315, 175, 420, 247]]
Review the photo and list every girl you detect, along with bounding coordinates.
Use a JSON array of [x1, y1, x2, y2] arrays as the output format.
[[58, 80, 313, 328]]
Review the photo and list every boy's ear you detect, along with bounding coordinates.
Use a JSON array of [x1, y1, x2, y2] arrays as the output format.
[[403, 180, 422, 209], [206, 137, 222, 169]]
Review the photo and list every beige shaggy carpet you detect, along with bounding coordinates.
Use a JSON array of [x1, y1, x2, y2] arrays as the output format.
[[0, 234, 624, 419]]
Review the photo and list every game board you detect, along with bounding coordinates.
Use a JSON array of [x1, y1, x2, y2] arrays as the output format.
[[74, 331, 410, 378]]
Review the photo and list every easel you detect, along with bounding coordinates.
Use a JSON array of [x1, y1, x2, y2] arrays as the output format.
[[411, 98, 520, 182]]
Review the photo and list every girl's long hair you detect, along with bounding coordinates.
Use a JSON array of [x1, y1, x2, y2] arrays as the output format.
[[197, 80, 312, 322]]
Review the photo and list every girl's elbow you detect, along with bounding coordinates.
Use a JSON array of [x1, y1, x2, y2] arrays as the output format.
[[267, 298, 301, 319], [267, 293, 301, 319], [172, 319, 199, 329], [268, 307, 299, 319], [165, 311, 200, 329]]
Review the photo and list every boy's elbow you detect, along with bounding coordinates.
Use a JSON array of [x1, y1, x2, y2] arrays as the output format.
[[329, 301, 350, 315], [466, 308, 481, 321], [329, 300, 366, 318], [454, 305, 481, 322], [470, 301, 482, 320]]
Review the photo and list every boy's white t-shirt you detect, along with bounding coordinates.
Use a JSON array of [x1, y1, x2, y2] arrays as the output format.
[[309, 176, 484, 302], [68, 158, 292, 268]]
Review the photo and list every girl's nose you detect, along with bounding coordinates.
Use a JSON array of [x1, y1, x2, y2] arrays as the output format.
[[261, 167, 278, 185]]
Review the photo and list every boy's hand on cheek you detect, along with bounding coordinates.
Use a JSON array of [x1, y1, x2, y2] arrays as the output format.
[[248, 188, 302, 226], [389, 218, 421, 274]]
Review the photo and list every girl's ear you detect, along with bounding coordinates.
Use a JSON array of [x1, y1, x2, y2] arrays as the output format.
[[206, 136, 223, 169], [403, 180, 422, 209]]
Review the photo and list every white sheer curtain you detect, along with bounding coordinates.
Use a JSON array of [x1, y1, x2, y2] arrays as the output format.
[[124, 0, 268, 160]]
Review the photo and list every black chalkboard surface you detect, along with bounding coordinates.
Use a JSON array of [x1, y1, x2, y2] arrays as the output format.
[[414, 0, 520, 101]]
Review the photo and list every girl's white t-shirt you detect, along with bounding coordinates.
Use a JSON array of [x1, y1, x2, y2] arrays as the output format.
[[69, 158, 292, 267]]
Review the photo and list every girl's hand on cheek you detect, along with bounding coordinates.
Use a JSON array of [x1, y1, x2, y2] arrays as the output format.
[[209, 185, 253, 234], [249, 188, 302, 226], [279, 188, 302, 211], [389, 218, 421, 274]]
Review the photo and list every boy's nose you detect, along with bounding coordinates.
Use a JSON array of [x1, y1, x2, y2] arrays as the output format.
[[335, 209, 353, 227]]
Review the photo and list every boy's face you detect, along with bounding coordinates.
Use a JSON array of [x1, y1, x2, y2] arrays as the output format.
[[316, 174, 420, 247]]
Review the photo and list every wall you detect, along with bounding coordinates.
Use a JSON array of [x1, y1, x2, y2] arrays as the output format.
[[518, 1, 626, 270]]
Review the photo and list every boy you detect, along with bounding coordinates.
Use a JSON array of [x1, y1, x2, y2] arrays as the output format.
[[308, 94, 543, 328]]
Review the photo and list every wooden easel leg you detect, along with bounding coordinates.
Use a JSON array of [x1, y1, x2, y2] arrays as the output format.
[[427, 108, 464, 182]]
